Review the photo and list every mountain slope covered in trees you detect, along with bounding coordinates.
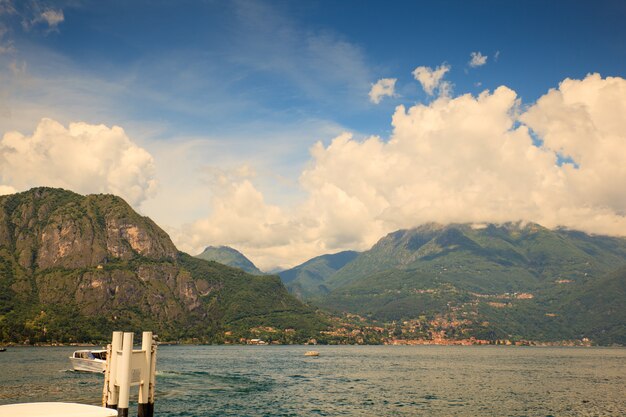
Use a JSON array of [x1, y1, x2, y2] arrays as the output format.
[[279, 250, 359, 299], [299, 223, 626, 344], [0, 187, 325, 343]]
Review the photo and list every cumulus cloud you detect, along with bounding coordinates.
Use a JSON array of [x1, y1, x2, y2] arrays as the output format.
[[412, 64, 450, 96], [176, 74, 626, 269], [176, 174, 300, 270], [469, 51, 487, 68], [369, 78, 397, 104], [520, 74, 626, 217], [0, 118, 157, 206]]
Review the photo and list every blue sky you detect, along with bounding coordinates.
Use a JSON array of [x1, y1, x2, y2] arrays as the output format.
[[1, 0, 626, 268], [5, 1, 625, 136]]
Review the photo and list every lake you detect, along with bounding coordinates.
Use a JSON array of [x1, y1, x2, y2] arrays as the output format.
[[1, 345, 625, 416]]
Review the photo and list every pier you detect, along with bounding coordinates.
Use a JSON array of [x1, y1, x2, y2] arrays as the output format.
[[0, 331, 157, 417]]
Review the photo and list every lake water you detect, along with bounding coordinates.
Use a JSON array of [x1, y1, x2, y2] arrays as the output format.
[[0, 345, 625, 416]]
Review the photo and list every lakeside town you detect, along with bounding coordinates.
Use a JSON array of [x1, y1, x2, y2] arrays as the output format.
[[219, 312, 595, 347]]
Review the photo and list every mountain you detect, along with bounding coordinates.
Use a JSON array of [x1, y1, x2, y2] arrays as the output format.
[[470, 264, 626, 345], [0, 187, 325, 344], [304, 223, 626, 344], [559, 265, 626, 344], [195, 246, 263, 275], [315, 223, 626, 296], [279, 251, 359, 299]]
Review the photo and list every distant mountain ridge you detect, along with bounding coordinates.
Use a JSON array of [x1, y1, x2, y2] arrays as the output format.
[[291, 222, 626, 344], [278, 251, 359, 299], [195, 246, 263, 275], [316, 222, 626, 296], [0, 187, 325, 344]]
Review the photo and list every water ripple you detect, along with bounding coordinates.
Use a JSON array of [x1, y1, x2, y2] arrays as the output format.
[[1, 346, 625, 416]]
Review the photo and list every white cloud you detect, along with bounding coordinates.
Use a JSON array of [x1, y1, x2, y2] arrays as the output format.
[[469, 51, 487, 68], [0, 118, 157, 206], [0, 3, 63, 56], [21, 7, 64, 32], [438, 80, 453, 98], [369, 78, 397, 104], [0, 184, 15, 195], [177, 74, 626, 270], [0, 3, 64, 53], [40, 9, 64, 28], [520, 74, 626, 217], [412, 64, 450, 96]]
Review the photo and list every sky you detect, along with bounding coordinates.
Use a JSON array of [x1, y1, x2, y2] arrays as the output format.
[[1, 0, 625, 270]]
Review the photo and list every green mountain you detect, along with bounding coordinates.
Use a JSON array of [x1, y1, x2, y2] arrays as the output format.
[[469, 264, 626, 345], [0, 187, 325, 344], [195, 246, 263, 275], [279, 251, 359, 299], [558, 265, 626, 344], [307, 223, 626, 344]]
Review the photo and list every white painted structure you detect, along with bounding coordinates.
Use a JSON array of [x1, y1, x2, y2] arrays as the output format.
[[0, 331, 157, 417], [0, 402, 117, 417], [102, 331, 157, 417]]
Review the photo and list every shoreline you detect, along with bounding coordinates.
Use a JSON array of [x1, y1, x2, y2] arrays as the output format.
[[2, 341, 622, 348]]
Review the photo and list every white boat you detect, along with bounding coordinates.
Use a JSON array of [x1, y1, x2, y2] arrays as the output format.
[[3, 332, 156, 417], [304, 350, 319, 357], [69, 349, 107, 373]]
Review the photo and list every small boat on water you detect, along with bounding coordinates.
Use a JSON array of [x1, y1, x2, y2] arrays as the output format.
[[0, 347, 6, 352], [304, 350, 319, 357], [69, 349, 107, 373], [2, 331, 156, 417]]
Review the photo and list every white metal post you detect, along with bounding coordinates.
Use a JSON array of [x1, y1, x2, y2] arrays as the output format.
[[106, 331, 123, 410], [117, 332, 133, 417], [147, 339, 157, 417], [137, 332, 152, 417], [102, 343, 112, 407]]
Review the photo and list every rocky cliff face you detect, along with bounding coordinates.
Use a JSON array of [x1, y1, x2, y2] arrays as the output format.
[[0, 188, 177, 271], [0, 187, 322, 343]]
